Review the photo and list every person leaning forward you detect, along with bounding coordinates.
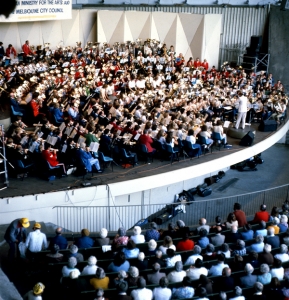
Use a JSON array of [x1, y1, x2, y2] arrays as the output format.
[[4, 218, 30, 260]]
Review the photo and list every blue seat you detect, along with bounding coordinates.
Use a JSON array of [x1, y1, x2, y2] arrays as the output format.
[[140, 144, 153, 164], [120, 148, 135, 167], [44, 160, 60, 181], [198, 136, 213, 154], [183, 140, 201, 158], [11, 105, 23, 117], [98, 151, 113, 172], [15, 160, 34, 181], [212, 132, 224, 151], [164, 144, 179, 165], [153, 140, 165, 161], [177, 138, 190, 160]]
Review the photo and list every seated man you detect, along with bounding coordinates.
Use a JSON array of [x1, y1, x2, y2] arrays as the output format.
[[74, 143, 103, 173]]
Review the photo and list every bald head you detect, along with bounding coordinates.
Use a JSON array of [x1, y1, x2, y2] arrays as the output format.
[[56, 227, 62, 235], [199, 218, 206, 225], [222, 267, 231, 277]]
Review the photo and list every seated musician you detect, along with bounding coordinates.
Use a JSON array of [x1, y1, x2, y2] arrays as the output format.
[[272, 99, 286, 123], [213, 120, 230, 147], [42, 142, 67, 176], [186, 129, 202, 157]]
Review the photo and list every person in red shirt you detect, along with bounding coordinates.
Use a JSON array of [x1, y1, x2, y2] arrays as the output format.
[[139, 130, 155, 154], [6, 44, 17, 58], [42, 143, 66, 176], [194, 57, 201, 68], [233, 203, 247, 227], [22, 40, 33, 57], [176, 233, 194, 252], [201, 59, 209, 70], [253, 204, 270, 223]]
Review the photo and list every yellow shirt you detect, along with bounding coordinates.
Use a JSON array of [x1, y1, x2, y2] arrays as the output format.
[[90, 277, 110, 290]]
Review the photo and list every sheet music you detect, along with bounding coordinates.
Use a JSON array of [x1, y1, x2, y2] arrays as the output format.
[[61, 144, 67, 153], [69, 129, 77, 139], [46, 135, 57, 146], [20, 136, 28, 145], [223, 121, 230, 128], [106, 124, 113, 130], [89, 142, 100, 152], [64, 126, 73, 136], [59, 122, 66, 132], [134, 133, 140, 141], [78, 136, 86, 144], [29, 143, 36, 153]]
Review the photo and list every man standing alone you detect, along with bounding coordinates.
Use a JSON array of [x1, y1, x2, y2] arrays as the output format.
[[235, 91, 248, 130]]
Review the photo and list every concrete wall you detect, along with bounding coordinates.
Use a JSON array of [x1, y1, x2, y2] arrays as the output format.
[[269, 6, 289, 92]]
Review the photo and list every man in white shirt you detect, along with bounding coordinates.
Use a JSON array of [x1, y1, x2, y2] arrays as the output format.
[[235, 91, 248, 129], [131, 277, 153, 300], [25, 222, 48, 259]]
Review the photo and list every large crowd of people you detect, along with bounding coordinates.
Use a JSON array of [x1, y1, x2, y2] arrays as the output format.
[[4, 202, 289, 299], [0, 38, 287, 178]]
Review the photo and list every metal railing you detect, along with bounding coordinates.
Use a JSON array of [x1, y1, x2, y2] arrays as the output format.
[[54, 184, 289, 232]]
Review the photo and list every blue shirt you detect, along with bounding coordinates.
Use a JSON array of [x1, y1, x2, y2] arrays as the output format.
[[122, 247, 140, 258], [241, 230, 254, 241], [107, 260, 130, 272], [172, 286, 195, 299], [198, 237, 210, 249], [76, 236, 94, 249], [49, 235, 68, 250], [254, 229, 267, 237], [145, 229, 160, 242]]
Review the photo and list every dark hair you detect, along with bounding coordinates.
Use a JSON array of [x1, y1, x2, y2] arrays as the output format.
[[271, 277, 281, 287], [260, 204, 267, 211], [166, 248, 175, 258], [195, 258, 203, 268], [182, 276, 192, 287], [227, 213, 236, 223], [217, 253, 225, 262], [117, 281, 128, 293], [273, 258, 282, 268], [127, 240, 136, 250], [234, 203, 241, 210], [199, 228, 208, 237], [113, 252, 126, 267], [197, 286, 208, 297], [159, 277, 169, 288], [244, 224, 252, 232], [137, 277, 146, 289]]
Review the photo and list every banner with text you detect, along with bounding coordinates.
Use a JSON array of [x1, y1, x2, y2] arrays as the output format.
[[0, 0, 72, 22]]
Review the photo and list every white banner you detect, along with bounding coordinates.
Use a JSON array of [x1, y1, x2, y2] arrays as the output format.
[[0, 0, 72, 22]]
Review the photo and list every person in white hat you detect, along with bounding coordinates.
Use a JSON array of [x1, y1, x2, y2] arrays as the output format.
[[4, 218, 30, 260]]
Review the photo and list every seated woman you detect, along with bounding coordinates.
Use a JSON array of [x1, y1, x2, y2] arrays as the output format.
[[198, 125, 213, 150], [90, 267, 109, 290], [185, 129, 202, 157], [130, 226, 145, 244], [107, 251, 130, 272], [81, 256, 98, 275], [62, 257, 80, 278], [213, 120, 230, 147], [165, 131, 178, 152], [156, 129, 166, 144], [46, 244, 63, 263], [159, 236, 176, 255], [122, 240, 140, 259]]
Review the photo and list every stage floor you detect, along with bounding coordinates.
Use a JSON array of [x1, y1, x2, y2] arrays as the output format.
[[0, 120, 287, 199]]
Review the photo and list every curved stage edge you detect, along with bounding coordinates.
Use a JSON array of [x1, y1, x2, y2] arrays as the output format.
[[0, 120, 288, 226]]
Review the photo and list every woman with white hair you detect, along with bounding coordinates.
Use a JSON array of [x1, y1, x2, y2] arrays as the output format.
[[184, 245, 203, 265], [274, 244, 289, 262], [239, 263, 257, 287], [94, 228, 110, 247], [257, 264, 272, 285], [130, 226, 145, 244], [81, 256, 98, 275], [146, 239, 157, 256], [228, 286, 245, 300], [247, 235, 265, 253], [62, 257, 80, 278], [278, 215, 288, 233]]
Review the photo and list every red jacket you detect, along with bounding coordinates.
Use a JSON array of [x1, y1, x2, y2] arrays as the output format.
[[42, 150, 59, 167], [22, 43, 33, 56], [139, 134, 155, 153], [6, 47, 16, 57], [30, 100, 39, 117], [234, 210, 247, 227], [253, 211, 270, 223]]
